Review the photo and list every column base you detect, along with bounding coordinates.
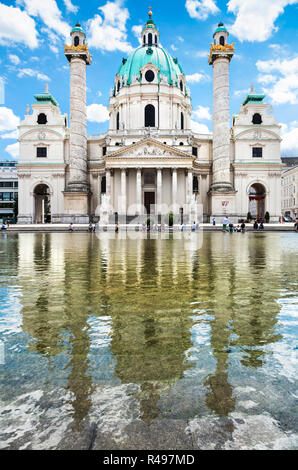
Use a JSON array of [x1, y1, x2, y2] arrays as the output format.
[[18, 215, 33, 224], [63, 191, 90, 224], [209, 190, 238, 224]]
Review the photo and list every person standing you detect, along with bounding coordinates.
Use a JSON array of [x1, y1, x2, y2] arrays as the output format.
[[241, 222, 246, 233], [222, 217, 229, 231], [212, 217, 216, 226]]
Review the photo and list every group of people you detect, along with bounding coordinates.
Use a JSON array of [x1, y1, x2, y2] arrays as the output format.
[[219, 216, 265, 233], [219, 217, 265, 232]]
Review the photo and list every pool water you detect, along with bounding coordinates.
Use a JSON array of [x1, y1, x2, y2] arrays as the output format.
[[0, 232, 297, 450]]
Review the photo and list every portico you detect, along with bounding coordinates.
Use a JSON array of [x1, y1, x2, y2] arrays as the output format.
[[97, 138, 197, 218]]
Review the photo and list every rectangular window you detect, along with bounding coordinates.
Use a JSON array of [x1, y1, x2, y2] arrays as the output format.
[[37, 147, 47, 158], [252, 147, 263, 158], [192, 147, 198, 157], [103, 147, 107, 156], [0, 182, 13, 188], [14, 182, 18, 188]]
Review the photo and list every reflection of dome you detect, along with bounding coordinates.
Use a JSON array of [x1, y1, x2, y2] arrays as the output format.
[[117, 45, 184, 86]]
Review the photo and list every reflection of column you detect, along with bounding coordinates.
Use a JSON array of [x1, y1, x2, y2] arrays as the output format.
[[172, 168, 177, 209], [136, 168, 142, 214], [157, 168, 162, 210], [121, 168, 127, 216]]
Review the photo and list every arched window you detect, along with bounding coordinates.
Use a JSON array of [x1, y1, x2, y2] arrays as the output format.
[[101, 176, 106, 194], [143, 35, 146, 46], [117, 81, 120, 92], [37, 113, 47, 125], [180, 80, 183, 92], [148, 33, 152, 46], [181, 113, 184, 130], [155, 35, 157, 45], [179, 142, 184, 146], [116, 112, 120, 130], [220, 36, 225, 46], [252, 113, 262, 124], [145, 104, 155, 127], [74, 36, 80, 47]]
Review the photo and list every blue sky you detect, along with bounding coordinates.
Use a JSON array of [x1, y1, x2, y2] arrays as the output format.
[[1, 0, 298, 160]]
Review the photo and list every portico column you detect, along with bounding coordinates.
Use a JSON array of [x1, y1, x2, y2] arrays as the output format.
[[98, 174, 102, 198], [187, 169, 193, 203], [106, 169, 114, 212], [121, 168, 127, 216], [136, 168, 142, 214], [172, 168, 177, 211], [157, 168, 162, 209]]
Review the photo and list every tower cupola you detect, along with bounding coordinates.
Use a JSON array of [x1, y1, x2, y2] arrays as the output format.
[[141, 7, 160, 47], [70, 22, 86, 47], [213, 22, 229, 46]]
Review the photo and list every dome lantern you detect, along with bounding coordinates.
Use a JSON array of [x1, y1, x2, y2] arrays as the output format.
[[141, 7, 159, 47]]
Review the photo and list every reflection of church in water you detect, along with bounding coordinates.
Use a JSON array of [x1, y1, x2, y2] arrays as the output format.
[[16, 233, 282, 425], [18, 9, 282, 225]]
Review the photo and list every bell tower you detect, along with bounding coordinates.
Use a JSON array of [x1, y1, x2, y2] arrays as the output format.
[[63, 23, 92, 223], [208, 22, 237, 222]]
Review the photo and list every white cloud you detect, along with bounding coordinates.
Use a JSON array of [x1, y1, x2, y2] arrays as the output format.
[[63, 0, 78, 14], [17, 68, 50, 81], [132, 25, 143, 45], [257, 74, 277, 85], [0, 107, 20, 133], [193, 105, 211, 121], [0, 3, 38, 49], [228, 0, 298, 42], [269, 43, 288, 55], [87, 104, 109, 123], [234, 88, 250, 98], [5, 142, 19, 159], [9, 54, 21, 66], [256, 57, 298, 104], [281, 121, 298, 155], [1, 130, 18, 139], [20, 0, 71, 39], [195, 50, 208, 58], [186, 72, 210, 83], [185, 0, 219, 20], [178, 36, 184, 42], [50, 45, 59, 55], [171, 44, 178, 51], [190, 119, 211, 134], [87, 0, 133, 53]]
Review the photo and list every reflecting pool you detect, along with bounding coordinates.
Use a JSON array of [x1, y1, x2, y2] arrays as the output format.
[[0, 232, 297, 450]]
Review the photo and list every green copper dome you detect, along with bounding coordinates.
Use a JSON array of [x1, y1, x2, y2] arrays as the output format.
[[71, 23, 85, 34], [116, 45, 184, 87], [213, 22, 228, 36]]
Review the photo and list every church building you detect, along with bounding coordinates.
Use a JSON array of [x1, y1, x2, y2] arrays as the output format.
[[17, 10, 283, 224]]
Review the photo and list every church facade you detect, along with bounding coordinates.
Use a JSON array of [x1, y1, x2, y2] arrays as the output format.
[[17, 12, 283, 225]]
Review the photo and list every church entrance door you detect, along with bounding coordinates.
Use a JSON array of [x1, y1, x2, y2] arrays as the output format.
[[144, 192, 155, 215]]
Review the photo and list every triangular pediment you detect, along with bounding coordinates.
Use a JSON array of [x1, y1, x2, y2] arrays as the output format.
[[105, 138, 194, 160]]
